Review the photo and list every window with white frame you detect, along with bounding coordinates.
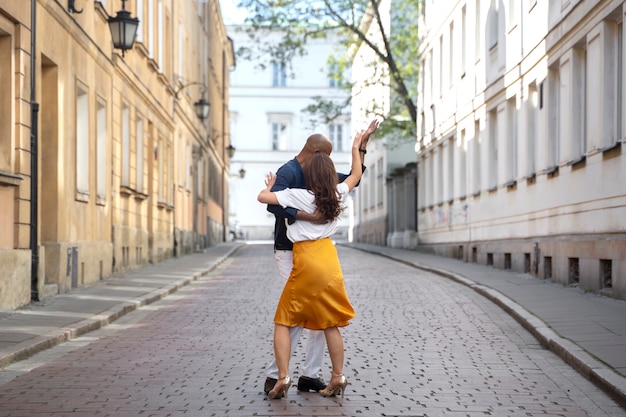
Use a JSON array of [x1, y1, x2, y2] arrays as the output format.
[[559, 45, 585, 165], [96, 100, 106, 199], [488, 0, 498, 49], [487, 109, 498, 190], [0, 30, 11, 173], [268, 114, 291, 150], [438, 35, 443, 97], [136, 117, 144, 193], [271, 122, 287, 150], [135, 0, 144, 43], [435, 144, 444, 204], [76, 86, 90, 194], [471, 120, 481, 194], [157, 0, 164, 71], [618, 20, 623, 142], [272, 61, 286, 87], [475, 0, 481, 60], [376, 158, 384, 207], [449, 21, 454, 88], [329, 123, 344, 151], [505, 96, 517, 184], [524, 82, 538, 178], [328, 63, 342, 88], [461, 5, 467, 75], [444, 137, 454, 202], [147, 0, 154, 58], [546, 68, 560, 171], [121, 104, 131, 187], [457, 129, 467, 198]]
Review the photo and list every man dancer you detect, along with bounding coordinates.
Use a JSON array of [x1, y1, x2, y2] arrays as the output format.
[[264, 120, 379, 394]]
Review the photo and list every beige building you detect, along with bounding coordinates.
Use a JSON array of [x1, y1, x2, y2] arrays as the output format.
[[416, 1, 625, 298], [0, 0, 234, 310]]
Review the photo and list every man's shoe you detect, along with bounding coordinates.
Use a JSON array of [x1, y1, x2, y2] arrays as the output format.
[[297, 376, 326, 392], [264, 377, 277, 395]]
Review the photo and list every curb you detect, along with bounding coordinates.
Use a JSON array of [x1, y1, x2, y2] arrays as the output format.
[[345, 244, 626, 409], [0, 245, 240, 369]]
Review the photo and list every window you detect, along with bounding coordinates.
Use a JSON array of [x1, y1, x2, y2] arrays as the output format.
[[461, 5, 467, 74], [435, 144, 444, 204], [471, 120, 481, 194], [136, 117, 144, 193], [328, 63, 342, 88], [121, 104, 130, 187], [157, 0, 164, 71], [449, 21, 454, 87], [488, 0, 499, 49], [475, 0, 481, 60], [76, 86, 90, 195], [177, 24, 184, 78], [457, 129, 467, 198], [559, 45, 585, 165], [439, 35, 443, 97], [147, 0, 154, 58], [376, 158, 384, 207], [524, 82, 538, 178], [0, 31, 11, 173], [546, 68, 560, 171], [96, 100, 106, 199], [487, 109, 498, 190], [329, 123, 344, 151], [135, 0, 144, 43], [272, 62, 286, 87], [618, 20, 623, 142], [444, 137, 454, 202], [505, 97, 517, 184], [272, 122, 287, 150]]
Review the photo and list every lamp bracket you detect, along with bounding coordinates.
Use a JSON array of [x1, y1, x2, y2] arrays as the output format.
[[173, 75, 207, 99], [68, 0, 83, 14]]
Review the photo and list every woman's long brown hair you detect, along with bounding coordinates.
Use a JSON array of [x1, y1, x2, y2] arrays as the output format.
[[304, 153, 343, 221]]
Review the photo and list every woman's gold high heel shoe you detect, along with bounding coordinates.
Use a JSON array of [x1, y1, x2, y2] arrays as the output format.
[[268, 376, 291, 399], [319, 374, 348, 398]]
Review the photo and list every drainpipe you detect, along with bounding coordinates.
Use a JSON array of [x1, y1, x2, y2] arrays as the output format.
[[30, 0, 40, 301]]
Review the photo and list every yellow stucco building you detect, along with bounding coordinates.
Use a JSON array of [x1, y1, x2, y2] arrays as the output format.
[[0, 0, 234, 310]]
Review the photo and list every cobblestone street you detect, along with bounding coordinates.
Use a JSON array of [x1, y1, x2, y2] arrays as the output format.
[[0, 244, 624, 416]]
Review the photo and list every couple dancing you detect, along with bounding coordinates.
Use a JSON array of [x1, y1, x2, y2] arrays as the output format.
[[257, 119, 379, 399]]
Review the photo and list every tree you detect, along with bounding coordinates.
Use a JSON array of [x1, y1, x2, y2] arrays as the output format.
[[235, 0, 422, 143]]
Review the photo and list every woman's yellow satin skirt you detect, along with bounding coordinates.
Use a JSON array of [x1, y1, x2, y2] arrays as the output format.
[[274, 238, 355, 330]]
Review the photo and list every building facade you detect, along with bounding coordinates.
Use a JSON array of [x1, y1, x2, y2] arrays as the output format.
[[416, 0, 626, 298], [227, 26, 354, 241], [0, 0, 234, 310]]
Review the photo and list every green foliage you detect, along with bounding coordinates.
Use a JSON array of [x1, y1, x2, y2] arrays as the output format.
[[236, 0, 423, 143]]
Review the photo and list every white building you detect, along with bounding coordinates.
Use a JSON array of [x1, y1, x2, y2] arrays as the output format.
[[227, 27, 354, 240], [416, 1, 626, 298]]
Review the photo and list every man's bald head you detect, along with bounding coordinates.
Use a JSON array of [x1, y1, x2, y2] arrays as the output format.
[[297, 134, 333, 167]]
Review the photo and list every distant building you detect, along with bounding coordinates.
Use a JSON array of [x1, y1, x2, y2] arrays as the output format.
[[416, 1, 626, 298], [227, 26, 354, 241], [0, 0, 234, 309]]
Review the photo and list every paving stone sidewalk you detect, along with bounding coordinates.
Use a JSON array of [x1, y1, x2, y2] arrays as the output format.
[[342, 242, 626, 408], [0, 243, 240, 369]]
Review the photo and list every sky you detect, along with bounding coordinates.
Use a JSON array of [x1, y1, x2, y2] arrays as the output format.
[[219, 0, 248, 24]]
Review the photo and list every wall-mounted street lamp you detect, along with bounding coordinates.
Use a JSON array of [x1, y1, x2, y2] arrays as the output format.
[[107, 0, 140, 57], [174, 77, 210, 121], [69, 0, 139, 56], [226, 144, 236, 158], [238, 167, 246, 179]]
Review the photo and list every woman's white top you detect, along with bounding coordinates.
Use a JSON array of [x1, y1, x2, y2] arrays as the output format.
[[274, 182, 349, 243]]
